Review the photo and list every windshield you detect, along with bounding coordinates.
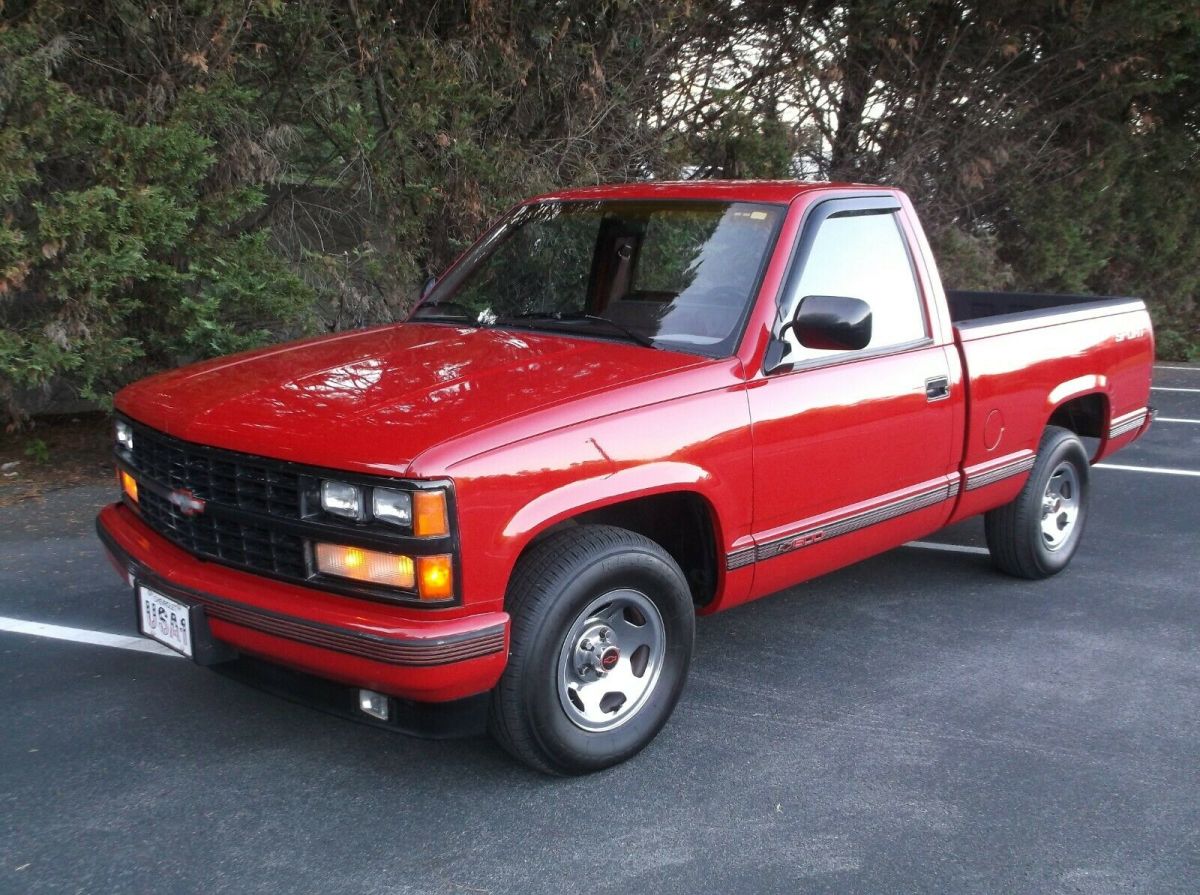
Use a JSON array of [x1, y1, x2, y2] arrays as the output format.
[[414, 200, 784, 355]]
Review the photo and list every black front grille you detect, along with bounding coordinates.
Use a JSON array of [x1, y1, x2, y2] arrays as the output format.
[[139, 489, 309, 578], [126, 424, 309, 580], [132, 427, 302, 518], [118, 419, 457, 606]]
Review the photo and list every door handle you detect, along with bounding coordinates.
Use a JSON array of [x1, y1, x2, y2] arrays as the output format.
[[925, 375, 951, 402]]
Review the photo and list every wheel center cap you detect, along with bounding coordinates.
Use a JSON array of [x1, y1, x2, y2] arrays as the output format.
[[599, 646, 620, 671]]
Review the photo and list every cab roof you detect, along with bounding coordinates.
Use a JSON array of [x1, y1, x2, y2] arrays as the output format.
[[528, 180, 888, 206]]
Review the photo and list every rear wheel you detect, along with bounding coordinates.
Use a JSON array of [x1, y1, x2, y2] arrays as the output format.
[[985, 426, 1090, 579], [489, 525, 694, 775]]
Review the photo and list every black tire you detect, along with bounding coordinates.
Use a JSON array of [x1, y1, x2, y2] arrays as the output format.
[[985, 426, 1090, 579], [488, 524, 695, 775]]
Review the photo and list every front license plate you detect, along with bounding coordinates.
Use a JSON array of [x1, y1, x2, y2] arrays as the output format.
[[138, 586, 194, 658]]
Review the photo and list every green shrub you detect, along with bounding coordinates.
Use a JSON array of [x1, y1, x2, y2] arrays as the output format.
[[0, 23, 315, 425]]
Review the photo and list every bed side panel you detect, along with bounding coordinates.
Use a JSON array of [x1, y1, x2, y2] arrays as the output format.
[[947, 304, 1153, 523]]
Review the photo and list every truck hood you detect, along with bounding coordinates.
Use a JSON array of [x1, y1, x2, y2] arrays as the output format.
[[115, 323, 707, 476]]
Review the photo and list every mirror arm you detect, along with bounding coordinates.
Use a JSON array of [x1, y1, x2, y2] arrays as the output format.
[[763, 335, 792, 374]]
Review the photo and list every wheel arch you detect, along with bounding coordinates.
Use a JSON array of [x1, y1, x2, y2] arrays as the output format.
[[504, 478, 726, 609], [1046, 386, 1108, 455]]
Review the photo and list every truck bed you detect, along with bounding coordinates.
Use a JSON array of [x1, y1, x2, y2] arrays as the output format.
[[947, 289, 1142, 328], [944, 287, 1154, 527]]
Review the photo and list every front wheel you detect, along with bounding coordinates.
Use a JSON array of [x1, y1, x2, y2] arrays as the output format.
[[488, 525, 695, 775], [985, 426, 1090, 579]]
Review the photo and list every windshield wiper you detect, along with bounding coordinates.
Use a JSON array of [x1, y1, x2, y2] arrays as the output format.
[[501, 312, 658, 349]]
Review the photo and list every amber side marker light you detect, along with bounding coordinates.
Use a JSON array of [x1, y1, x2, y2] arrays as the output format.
[[119, 469, 138, 503], [315, 543, 415, 589], [417, 554, 454, 601], [413, 490, 450, 537]]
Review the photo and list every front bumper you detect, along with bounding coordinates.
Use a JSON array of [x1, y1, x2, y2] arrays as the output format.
[[97, 503, 509, 703]]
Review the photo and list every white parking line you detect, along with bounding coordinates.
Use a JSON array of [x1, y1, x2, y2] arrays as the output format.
[[1157, 417, 1200, 424], [1095, 463, 1200, 478], [1151, 387, 1200, 393], [0, 616, 181, 657], [905, 541, 991, 556], [1154, 365, 1199, 372]]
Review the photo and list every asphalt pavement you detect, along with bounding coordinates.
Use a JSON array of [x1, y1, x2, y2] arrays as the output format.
[[1, 365, 1197, 894]]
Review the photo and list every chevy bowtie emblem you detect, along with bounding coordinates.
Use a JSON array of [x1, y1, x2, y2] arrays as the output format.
[[168, 489, 206, 516]]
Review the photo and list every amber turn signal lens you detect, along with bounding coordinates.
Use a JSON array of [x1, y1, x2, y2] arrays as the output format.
[[314, 543, 415, 589], [417, 554, 454, 601], [413, 490, 449, 537], [119, 469, 138, 503]]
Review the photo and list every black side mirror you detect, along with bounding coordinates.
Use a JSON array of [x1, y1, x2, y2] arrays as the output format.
[[791, 295, 872, 351], [420, 275, 438, 300]]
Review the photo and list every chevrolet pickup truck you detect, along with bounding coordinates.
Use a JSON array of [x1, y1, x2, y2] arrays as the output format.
[[97, 181, 1155, 774]]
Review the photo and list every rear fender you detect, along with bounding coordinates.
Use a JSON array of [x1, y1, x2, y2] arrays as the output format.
[[1045, 376, 1110, 425], [1046, 378, 1110, 447]]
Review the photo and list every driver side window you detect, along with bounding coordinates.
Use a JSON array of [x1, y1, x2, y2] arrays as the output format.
[[780, 210, 927, 362]]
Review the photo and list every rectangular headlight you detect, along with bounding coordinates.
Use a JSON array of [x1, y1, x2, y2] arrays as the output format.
[[314, 543, 415, 589], [321, 480, 366, 521], [371, 488, 412, 526], [115, 420, 134, 452]]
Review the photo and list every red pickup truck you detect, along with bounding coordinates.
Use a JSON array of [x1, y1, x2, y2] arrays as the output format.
[[97, 181, 1155, 774]]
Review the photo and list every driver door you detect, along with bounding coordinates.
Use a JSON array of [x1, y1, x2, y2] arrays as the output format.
[[745, 197, 960, 597]]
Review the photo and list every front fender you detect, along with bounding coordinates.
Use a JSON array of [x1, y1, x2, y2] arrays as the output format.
[[502, 461, 718, 543], [439, 384, 756, 611]]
